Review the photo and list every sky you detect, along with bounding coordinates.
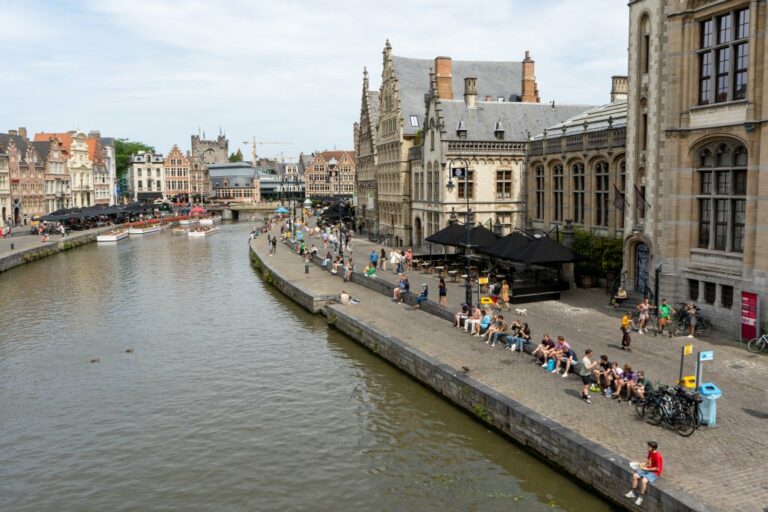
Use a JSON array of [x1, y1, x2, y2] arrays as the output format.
[[0, 0, 628, 160]]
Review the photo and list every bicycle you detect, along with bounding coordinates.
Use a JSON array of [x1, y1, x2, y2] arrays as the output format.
[[747, 334, 768, 354], [635, 385, 698, 436], [672, 304, 710, 337], [631, 310, 660, 336]]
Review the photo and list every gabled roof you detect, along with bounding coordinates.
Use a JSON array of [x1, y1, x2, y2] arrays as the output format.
[[318, 150, 354, 161], [438, 100, 593, 142], [0, 132, 29, 154], [367, 90, 380, 130], [532, 100, 628, 140], [391, 56, 523, 136], [31, 140, 51, 159]]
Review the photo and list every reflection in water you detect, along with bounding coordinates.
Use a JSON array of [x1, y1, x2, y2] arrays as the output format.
[[0, 224, 610, 512]]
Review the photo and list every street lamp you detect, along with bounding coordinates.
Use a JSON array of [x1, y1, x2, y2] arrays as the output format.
[[445, 158, 473, 310]]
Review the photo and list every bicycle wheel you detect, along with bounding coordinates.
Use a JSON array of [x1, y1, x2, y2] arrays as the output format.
[[646, 403, 664, 426], [635, 399, 647, 419], [630, 313, 640, 331], [747, 337, 765, 354], [674, 410, 697, 437]]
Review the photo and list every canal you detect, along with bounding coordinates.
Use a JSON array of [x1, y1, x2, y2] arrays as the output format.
[[0, 222, 612, 512]]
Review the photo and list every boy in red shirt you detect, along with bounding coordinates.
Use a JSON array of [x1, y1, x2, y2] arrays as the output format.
[[625, 441, 663, 506]]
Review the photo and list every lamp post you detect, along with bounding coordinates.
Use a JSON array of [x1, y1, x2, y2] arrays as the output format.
[[445, 158, 473, 309]]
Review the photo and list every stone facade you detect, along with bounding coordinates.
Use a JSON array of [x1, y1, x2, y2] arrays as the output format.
[[353, 68, 379, 235], [33, 137, 70, 213], [1, 129, 46, 224], [304, 151, 355, 199], [128, 151, 165, 202], [163, 145, 190, 201], [189, 133, 228, 199], [627, 0, 766, 332], [0, 143, 9, 227], [527, 79, 628, 238]]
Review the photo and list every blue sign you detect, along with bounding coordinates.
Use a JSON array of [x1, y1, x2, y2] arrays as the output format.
[[699, 350, 714, 362]]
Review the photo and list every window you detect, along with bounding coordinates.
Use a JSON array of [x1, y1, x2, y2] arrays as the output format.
[[410, 115, 419, 127], [458, 170, 474, 199], [617, 160, 626, 229], [496, 170, 512, 199], [640, 15, 650, 74], [721, 285, 733, 308], [696, 142, 747, 252], [641, 114, 648, 151], [595, 161, 609, 227], [572, 162, 585, 224], [688, 279, 699, 301], [496, 213, 513, 235], [698, 8, 749, 104], [534, 166, 545, 220], [552, 164, 563, 221], [704, 282, 716, 304]]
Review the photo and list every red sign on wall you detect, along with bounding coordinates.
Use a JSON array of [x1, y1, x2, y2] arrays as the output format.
[[741, 292, 759, 340]]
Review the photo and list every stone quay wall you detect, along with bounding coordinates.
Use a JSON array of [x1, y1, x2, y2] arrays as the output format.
[[0, 227, 113, 274]]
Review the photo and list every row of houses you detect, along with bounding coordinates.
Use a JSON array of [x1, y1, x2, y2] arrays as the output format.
[[0, 128, 117, 227], [353, 0, 768, 334]]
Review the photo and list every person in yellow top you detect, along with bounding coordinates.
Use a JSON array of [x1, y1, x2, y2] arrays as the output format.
[[620, 313, 632, 351]]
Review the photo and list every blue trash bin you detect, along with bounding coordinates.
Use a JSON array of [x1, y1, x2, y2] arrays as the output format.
[[698, 383, 722, 427]]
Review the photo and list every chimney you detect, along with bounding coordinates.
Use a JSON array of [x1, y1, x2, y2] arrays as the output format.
[[610, 75, 629, 102], [521, 50, 540, 103], [485, 95, 493, 101], [434, 56, 453, 100], [18, 127, 27, 139], [464, 77, 477, 108], [8, 129, 17, 136]]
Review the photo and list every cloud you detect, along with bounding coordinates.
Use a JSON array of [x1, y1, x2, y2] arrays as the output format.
[[0, 0, 628, 157]]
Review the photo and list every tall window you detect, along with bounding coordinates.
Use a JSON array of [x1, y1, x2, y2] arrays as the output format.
[[552, 164, 564, 221], [699, 8, 749, 104], [496, 170, 512, 199], [534, 165, 545, 220], [594, 161, 609, 227], [572, 162, 585, 224], [697, 142, 747, 252], [640, 15, 650, 74], [458, 170, 474, 199]]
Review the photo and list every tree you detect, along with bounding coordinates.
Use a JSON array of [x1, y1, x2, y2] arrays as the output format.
[[229, 148, 244, 162], [114, 139, 154, 186]]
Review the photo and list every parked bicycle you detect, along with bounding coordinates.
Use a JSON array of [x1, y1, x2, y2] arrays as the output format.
[[747, 333, 768, 354], [635, 385, 700, 437], [672, 303, 710, 337]]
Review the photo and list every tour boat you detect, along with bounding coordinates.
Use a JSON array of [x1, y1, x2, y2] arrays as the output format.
[[96, 229, 129, 243], [179, 218, 199, 226], [188, 226, 219, 238], [199, 215, 222, 226], [171, 227, 189, 235], [128, 224, 162, 236]]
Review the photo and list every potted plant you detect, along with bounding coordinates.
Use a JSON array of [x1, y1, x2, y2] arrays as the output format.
[[575, 262, 600, 288]]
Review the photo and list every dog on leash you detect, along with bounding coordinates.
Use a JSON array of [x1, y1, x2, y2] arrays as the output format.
[[514, 308, 528, 316]]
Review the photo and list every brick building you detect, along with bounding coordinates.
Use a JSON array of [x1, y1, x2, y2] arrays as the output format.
[[0, 128, 45, 224], [353, 68, 379, 235], [304, 150, 355, 200], [164, 145, 190, 202]]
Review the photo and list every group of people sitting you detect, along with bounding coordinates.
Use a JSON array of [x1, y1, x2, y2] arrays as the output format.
[[531, 336, 652, 404], [453, 306, 531, 351]]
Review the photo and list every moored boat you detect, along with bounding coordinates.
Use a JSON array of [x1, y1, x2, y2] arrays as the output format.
[[128, 224, 162, 236], [96, 229, 129, 243], [188, 226, 219, 238], [179, 218, 199, 226], [199, 215, 222, 226], [171, 227, 189, 235]]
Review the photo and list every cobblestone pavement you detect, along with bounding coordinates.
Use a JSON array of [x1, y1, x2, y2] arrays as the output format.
[[257, 230, 768, 511]]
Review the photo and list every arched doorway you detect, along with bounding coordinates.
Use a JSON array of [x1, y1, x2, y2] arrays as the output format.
[[414, 217, 422, 247], [634, 242, 650, 294], [13, 206, 20, 226]]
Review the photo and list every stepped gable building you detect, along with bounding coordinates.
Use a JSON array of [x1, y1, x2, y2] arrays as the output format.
[[0, 128, 45, 224], [412, 52, 591, 245], [31, 136, 70, 213], [305, 150, 355, 200], [164, 145, 190, 202], [625, 0, 765, 332], [527, 77, 628, 237], [353, 67, 380, 235]]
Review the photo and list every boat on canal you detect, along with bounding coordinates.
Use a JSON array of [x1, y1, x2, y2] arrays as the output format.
[[199, 215, 222, 226], [188, 226, 219, 238], [128, 224, 162, 236], [179, 218, 199, 226], [96, 228, 129, 243], [171, 227, 189, 235]]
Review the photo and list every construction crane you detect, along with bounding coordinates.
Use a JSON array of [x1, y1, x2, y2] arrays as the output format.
[[241, 137, 291, 167]]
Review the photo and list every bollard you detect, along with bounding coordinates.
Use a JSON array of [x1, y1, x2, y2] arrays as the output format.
[[10, 243, 14, 250]]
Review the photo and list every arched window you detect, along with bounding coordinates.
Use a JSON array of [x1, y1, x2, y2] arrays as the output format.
[[534, 165, 545, 220], [696, 141, 747, 252], [552, 163, 564, 221], [617, 160, 626, 229], [640, 15, 651, 74], [594, 161, 610, 227], [572, 162, 585, 224]]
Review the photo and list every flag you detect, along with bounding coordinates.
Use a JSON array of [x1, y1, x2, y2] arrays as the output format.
[[613, 185, 625, 211], [634, 185, 651, 209]]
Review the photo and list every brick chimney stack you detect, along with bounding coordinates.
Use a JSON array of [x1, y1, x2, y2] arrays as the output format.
[[18, 127, 27, 139], [434, 56, 453, 100], [464, 77, 477, 108], [521, 50, 540, 103], [610, 75, 629, 102]]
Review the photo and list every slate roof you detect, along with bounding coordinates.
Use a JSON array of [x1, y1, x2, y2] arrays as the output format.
[[31, 140, 51, 159], [368, 90, 380, 130], [391, 55, 523, 136], [0, 133, 28, 155], [438, 100, 594, 142], [532, 100, 627, 140]]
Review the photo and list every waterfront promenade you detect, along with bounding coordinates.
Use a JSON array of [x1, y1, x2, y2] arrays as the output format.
[[0, 226, 114, 273], [251, 231, 768, 512]]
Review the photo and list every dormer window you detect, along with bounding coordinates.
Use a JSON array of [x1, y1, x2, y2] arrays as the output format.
[[456, 119, 467, 140], [494, 120, 505, 140]]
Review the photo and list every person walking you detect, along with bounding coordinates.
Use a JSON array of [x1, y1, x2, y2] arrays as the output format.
[[625, 441, 663, 506], [369, 249, 379, 269], [438, 277, 447, 307], [499, 280, 511, 311], [636, 298, 651, 334], [620, 312, 632, 351], [657, 298, 675, 337]]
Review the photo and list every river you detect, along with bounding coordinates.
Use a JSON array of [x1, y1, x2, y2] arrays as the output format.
[[0, 222, 612, 511]]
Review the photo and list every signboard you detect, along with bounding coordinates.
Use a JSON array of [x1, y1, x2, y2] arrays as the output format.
[[452, 167, 467, 178], [741, 291, 759, 340], [684, 344, 694, 356], [699, 350, 714, 362]]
